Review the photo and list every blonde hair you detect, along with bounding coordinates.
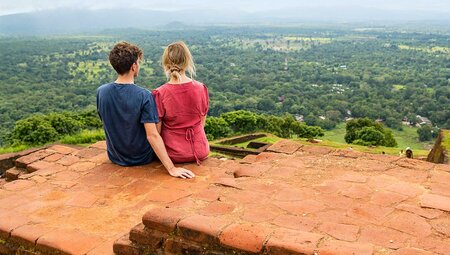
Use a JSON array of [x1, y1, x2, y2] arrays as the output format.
[[162, 41, 196, 81]]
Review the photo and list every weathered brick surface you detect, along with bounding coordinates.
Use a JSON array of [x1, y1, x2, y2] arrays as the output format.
[[272, 214, 318, 232], [396, 203, 443, 219], [142, 208, 186, 233], [430, 218, 450, 237], [318, 222, 359, 242], [0, 213, 31, 239], [420, 193, 450, 212], [219, 224, 271, 253], [370, 190, 408, 206], [129, 223, 165, 248], [27, 160, 64, 173], [319, 240, 373, 255], [213, 177, 242, 189], [113, 234, 141, 255], [47, 144, 78, 155], [0, 147, 43, 173], [43, 153, 65, 162], [65, 191, 98, 208], [385, 181, 425, 197], [5, 168, 22, 181], [266, 140, 302, 154], [56, 155, 80, 166], [36, 229, 104, 255], [347, 203, 395, 223], [240, 204, 281, 223], [384, 211, 432, 238], [15, 150, 54, 169], [164, 238, 205, 254], [145, 187, 193, 203], [200, 201, 235, 216], [341, 183, 373, 199], [10, 224, 53, 246], [89, 141, 107, 150], [2, 180, 35, 191], [413, 236, 450, 255], [1, 141, 449, 255], [74, 147, 105, 159], [359, 225, 411, 249], [391, 247, 435, 255], [178, 215, 231, 243], [68, 161, 97, 172], [265, 228, 323, 254]]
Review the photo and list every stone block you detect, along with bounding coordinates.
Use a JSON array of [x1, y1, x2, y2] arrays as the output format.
[[142, 208, 186, 233], [219, 223, 270, 253], [113, 234, 141, 255], [5, 168, 22, 181], [178, 215, 231, 243]]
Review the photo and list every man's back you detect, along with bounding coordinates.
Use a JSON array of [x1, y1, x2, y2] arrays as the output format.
[[96, 83, 159, 166]]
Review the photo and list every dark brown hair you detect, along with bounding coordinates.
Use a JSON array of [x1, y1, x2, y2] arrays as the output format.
[[109, 42, 143, 75]]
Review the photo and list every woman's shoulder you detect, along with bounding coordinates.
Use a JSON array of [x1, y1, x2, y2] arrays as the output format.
[[152, 83, 170, 94], [191, 80, 207, 91], [192, 79, 205, 86]]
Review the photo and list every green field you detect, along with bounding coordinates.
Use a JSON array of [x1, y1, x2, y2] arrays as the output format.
[[322, 123, 433, 155]]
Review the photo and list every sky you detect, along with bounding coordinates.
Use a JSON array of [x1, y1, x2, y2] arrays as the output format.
[[1, 0, 450, 16]]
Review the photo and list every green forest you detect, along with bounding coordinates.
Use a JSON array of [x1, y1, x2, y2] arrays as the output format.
[[0, 26, 449, 149]]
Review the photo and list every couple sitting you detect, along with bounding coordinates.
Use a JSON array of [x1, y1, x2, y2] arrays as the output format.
[[96, 41, 209, 179]]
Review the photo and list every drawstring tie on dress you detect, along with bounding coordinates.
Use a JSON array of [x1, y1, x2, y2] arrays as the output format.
[[185, 127, 201, 165]]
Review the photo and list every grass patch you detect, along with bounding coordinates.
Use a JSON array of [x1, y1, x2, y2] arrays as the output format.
[[294, 138, 429, 157], [0, 144, 30, 154], [391, 126, 430, 150], [60, 129, 105, 145], [232, 135, 282, 148], [322, 122, 431, 151], [442, 130, 450, 150], [323, 123, 347, 143]]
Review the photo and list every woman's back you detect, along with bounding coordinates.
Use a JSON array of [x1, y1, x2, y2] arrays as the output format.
[[153, 80, 209, 164]]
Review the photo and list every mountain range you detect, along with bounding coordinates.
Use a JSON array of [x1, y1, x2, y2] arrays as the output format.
[[0, 7, 449, 35]]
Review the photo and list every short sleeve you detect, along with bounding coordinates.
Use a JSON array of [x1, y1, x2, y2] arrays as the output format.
[[152, 89, 165, 120], [96, 88, 102, 120], [140, 90, 159, 123], [203, 84, 209, 115]]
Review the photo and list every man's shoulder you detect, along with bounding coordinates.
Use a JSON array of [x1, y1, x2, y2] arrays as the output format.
[[133, 85, 152, 100], [97, 83, 113, 93]]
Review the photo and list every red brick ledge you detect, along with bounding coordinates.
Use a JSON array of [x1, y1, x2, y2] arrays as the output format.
[[0, 219, 104, 255], [113, 207, 339, 255]]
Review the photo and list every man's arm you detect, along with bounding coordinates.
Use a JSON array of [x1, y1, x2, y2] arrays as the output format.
[[144, 123, 195, 179]]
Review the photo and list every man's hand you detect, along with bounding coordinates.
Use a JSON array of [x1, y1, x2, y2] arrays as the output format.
[[168, 167, 196, 179]]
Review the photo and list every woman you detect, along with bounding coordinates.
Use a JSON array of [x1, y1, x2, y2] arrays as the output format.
[[152, 41, 209, 165]]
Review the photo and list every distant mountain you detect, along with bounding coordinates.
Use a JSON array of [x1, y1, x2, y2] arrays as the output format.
[[0, 8, 449, 35]]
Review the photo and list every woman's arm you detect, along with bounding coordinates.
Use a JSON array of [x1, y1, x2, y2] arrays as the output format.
[[144, 123, 195, 179], [156, 122, 162, 134], [202, 115, 206, 127]]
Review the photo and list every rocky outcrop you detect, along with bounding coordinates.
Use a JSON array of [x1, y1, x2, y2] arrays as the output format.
[[427, 129, 449, 164]]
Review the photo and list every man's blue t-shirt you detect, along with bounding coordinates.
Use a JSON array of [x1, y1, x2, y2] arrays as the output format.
[[96, 83, 159, 166]]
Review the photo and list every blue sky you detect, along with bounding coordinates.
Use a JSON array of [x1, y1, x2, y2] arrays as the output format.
[[1, 0, 450, 15]]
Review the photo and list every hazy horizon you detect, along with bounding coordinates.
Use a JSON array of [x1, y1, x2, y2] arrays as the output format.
[[1, 0, 450, 17]]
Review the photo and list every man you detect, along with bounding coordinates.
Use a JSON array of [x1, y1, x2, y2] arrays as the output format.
[[96, 42, 195, 179]]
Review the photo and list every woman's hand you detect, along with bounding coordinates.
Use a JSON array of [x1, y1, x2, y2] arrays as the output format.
[[168, 167, 196, 179]]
